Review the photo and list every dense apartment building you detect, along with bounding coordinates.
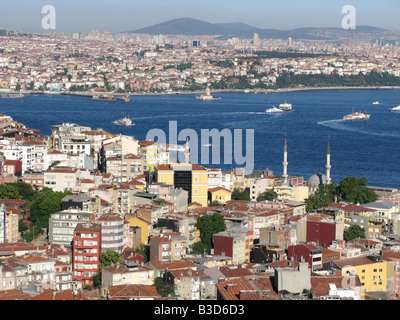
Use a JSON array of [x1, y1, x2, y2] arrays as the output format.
[[155, 163, 208, 207], [138, 140, 160, 172], [331, 255, 395, 300], [95, 214, 128, 253], [49, 209, 95, 246], [44, 166, 79, 192], [259, 224, 297, 250], [22, 170, 44, 189], [0, 205, 19, 243], [149, 233, 188, 262], [213, 227, 254, 264], [287, 244, 323, 271], [2, 159, 22, 176], [105, 153, 143, 183], [73, 222, 101, 287], [101, 261, 154, 287]]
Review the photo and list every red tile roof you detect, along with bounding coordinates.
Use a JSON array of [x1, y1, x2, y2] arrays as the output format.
[[108, 284, 158, 299]]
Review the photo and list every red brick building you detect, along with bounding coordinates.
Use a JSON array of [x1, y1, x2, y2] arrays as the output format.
[[73, 222, 101, 287]]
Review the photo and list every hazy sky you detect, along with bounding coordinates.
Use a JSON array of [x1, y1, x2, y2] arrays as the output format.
[[0, 0, 399, 33]]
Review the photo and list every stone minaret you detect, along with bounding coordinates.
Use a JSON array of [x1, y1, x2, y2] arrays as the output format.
[[326, 135, 331, 184], [283, 133, 288, 184]]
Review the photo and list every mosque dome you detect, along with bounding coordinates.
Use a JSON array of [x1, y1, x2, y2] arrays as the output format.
[[308, 171, 327, 187]]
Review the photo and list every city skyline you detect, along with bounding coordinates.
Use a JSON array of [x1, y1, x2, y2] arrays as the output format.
[[0, 0, 399, 34]]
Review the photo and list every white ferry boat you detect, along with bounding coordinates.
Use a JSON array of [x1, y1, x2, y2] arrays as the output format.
[[390, 105, 400, 113], [343, 109, 370, 121], [266, 106, 285, 114], [279, 100, 292, 111], [373, 101, 380, 105]]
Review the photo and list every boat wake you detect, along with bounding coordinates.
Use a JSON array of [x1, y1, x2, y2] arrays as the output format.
[[317, 119, 400, 138]]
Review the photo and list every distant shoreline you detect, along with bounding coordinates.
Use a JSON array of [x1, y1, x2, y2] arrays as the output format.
[[3, 85, 400, 98]]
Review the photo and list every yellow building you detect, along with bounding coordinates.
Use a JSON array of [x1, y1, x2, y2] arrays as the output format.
[[125, 215, 152, 245], [155, 163, 208, 207], [274, 185, 309, 202], [208, 187, 232, 204], [138, 140, 160, 172], [334, 255, 395, 300]]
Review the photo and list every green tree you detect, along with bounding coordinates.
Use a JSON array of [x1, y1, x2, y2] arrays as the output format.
[[154, 277, 176, 298], [191, 241, 210, 255], [338, 177, 378, 204], [231, 188, 250, 201], [28, 188, 73, 228], [256, 189, 278, 202], [0, 184, 22, 200], [92, 249, 123, 288], [344, 225, 366, 241], [305, 183, 338, 212], [133, 244, 148, 263], [195, 213, 226, 253], [209, 200, 222, 207], [99, 249, 123, 270]]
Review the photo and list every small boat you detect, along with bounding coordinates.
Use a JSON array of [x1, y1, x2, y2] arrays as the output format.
[[373, 101, 380, 105], [279, 100, 292, 111], [116, 114, 134, 126], [266, 106, 285, 114], [343, 108, 370, 121], [390, 105, 400, 113], [202, 144, 214, 147]]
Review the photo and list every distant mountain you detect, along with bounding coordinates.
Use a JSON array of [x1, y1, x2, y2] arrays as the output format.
[[126, 18, 400, 41], [131, 18, 227, 36], [214, 22, 259, 31]]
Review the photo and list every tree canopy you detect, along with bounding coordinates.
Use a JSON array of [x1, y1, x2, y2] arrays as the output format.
[[231, 188, 250, 201], [344, 224, 366, 241], [193, 212, 226, 254], [256, 189, 278, 202], [0, 182, 72, 229], [154, 277, 176, 298], [337, 176, 378, 204], [305, 183, 338, 212], [305, 176, 378, 212], [92, 249, 123, 288]]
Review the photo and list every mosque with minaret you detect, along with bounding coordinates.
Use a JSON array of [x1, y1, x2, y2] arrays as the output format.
[[281, 134, 332, 195]]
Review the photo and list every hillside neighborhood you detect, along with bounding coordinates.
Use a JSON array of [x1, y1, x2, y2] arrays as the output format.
[[0, 113, 399, 301]]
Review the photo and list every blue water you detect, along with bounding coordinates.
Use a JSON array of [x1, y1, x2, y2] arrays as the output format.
[[1, 89, 400, 188]]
